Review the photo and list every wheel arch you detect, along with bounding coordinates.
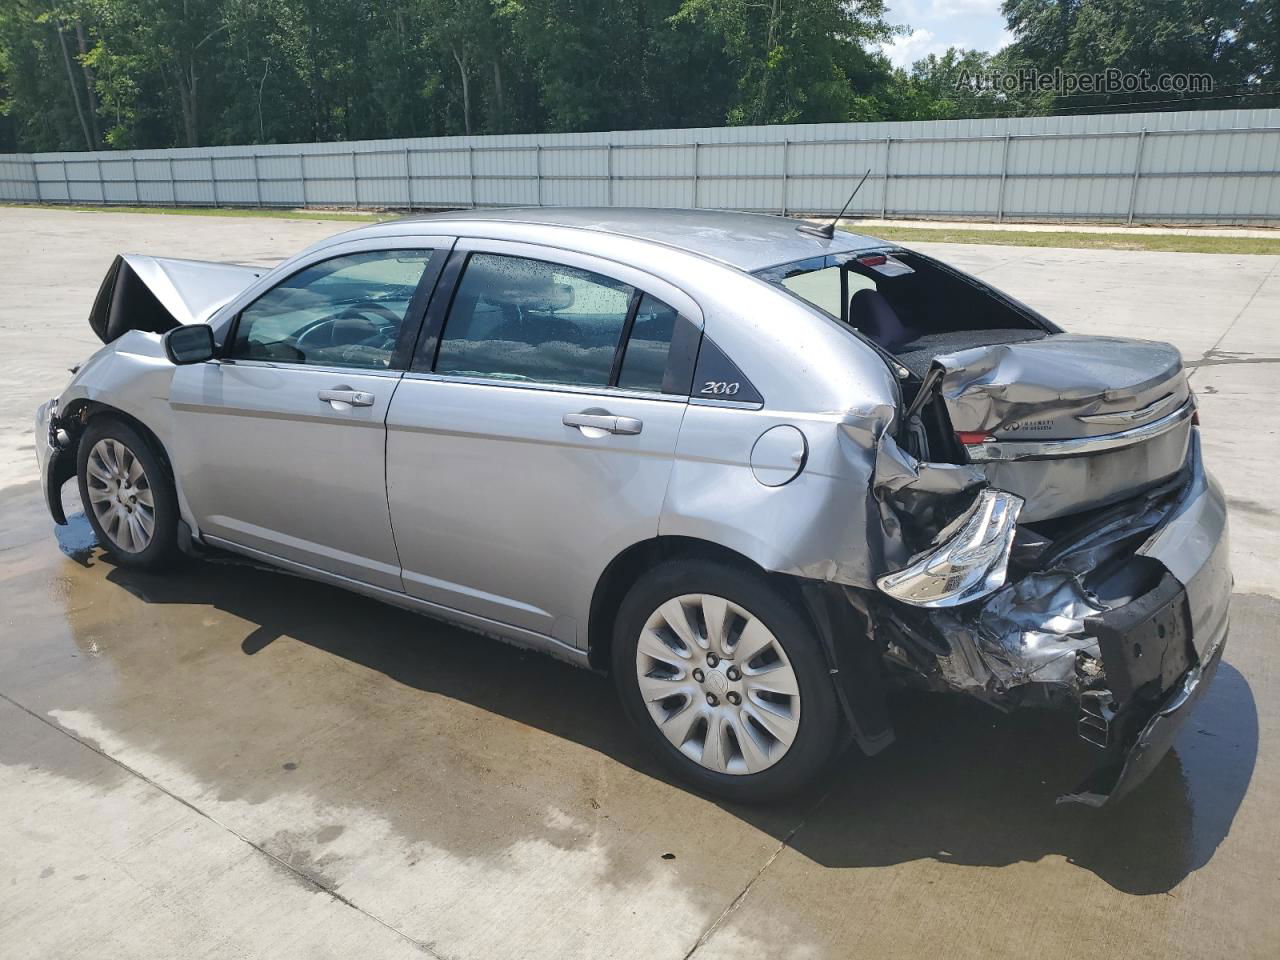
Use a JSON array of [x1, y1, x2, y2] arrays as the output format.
[[587, 535, 789, 672], [589, 534, 897, 757], [64, 399, 175, 480]]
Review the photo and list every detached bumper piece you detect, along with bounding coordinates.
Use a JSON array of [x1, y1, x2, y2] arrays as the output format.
[[1058, 571, 1223, 806], [36, 399, 75, 525], [1062, 637, 1226, 806]]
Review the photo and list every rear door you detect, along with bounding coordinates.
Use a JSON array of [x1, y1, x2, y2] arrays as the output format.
[[385, 239, 700, 646], [169, 240, 448, 590]]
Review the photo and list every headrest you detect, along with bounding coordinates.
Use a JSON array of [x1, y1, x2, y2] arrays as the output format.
[[849, 288, 910, 352]]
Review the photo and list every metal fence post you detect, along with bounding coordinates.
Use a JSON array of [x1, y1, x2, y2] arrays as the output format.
[[606, 144, 614, 206], [130, 156, 139, 204], [300, 153, 308, 208], [691, 142, 698, 208], [351, 149, 359, 209], [781, 139, 789, 216], [168, 156, 176, 205], [404, 147, 412, 211], [95, 156, 105, 205], [61, 159, 68, 204], [30, 157, 41, 203], [536, 144, 543, 206], [1127, 129, 1147, 225], [468, 146, 476, 208], [996, 133, 1011, 222], [881, 137, 892, 218], [210, 157, 219, 207], [252, 154, 262, 207]]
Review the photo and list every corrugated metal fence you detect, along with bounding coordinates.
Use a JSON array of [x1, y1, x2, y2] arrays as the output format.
[[2, 108, 1278, 225]]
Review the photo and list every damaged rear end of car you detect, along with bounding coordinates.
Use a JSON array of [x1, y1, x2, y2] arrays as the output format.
[[760, 244, 1231, 805]]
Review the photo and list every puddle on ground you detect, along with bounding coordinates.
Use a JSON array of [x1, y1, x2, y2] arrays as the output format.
[[0, 479, 1262, 925]]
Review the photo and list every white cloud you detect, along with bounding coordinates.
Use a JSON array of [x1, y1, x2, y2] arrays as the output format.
[[881, 0, 1013, 66], [882, 28, 950, 69], [894, 0, 1003, 19], [931, 0, 1004, 18]]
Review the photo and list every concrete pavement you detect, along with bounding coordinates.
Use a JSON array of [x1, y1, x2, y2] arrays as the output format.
[[1, 207, 1277, 959]]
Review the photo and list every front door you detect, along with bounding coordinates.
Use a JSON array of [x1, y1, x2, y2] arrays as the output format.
[[385, 242, 698, 645], [170, 246, 444, 591]]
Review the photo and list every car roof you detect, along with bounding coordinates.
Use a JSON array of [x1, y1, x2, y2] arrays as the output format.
[[354, 207, 886, 273]]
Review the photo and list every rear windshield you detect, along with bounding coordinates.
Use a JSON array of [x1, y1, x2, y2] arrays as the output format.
[[754, 250, 1043, 365]]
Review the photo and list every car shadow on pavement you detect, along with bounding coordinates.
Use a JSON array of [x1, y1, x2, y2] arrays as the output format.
[[91, 539, 1257, 898]]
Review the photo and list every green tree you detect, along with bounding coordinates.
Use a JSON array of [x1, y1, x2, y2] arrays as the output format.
[[890, 48, 1011, 120], [672, 0, 894, 124], [1001, 0, 1269, 111]]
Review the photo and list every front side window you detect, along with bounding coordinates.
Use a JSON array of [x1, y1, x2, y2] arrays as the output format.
[[231, 250, 436, 369], [435, 253, 634, 387]]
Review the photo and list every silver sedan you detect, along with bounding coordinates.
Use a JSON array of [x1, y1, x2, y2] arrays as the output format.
[[35, 208, 1230, 804]]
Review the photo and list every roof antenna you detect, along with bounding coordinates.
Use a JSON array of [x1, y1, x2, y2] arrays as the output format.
[[796, 168, 872, 240]]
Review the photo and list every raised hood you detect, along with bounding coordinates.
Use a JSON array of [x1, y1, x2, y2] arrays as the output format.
[[929, 334, 1194, 521], [89, 254, 262, 343]]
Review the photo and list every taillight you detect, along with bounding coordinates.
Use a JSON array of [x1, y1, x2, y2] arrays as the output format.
[[876, 489, 1025, 607], [956, 431, 993, 446]]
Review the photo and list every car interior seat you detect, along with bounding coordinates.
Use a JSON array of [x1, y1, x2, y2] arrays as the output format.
[[848, 288, 914, 352]]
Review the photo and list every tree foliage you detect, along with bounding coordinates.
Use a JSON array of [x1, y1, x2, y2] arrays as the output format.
[[1002, 0, 1277, 112], [0, 0, 1276, 152]]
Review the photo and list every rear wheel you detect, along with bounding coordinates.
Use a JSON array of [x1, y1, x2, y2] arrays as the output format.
[[77, 418, 178, 570], [612, 559, 839, 802]]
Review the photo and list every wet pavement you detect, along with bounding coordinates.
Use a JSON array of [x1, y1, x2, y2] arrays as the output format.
[[1, 208, 1278, 958]]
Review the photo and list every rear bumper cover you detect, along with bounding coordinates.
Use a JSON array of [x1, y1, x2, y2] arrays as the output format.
[[1061, 431, 1231, 804], [878, 430, 1231, 805], [1061, 626, 1226, 806]]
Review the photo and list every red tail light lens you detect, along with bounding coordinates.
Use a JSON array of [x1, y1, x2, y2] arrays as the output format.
[[956, 431, 992, 446]]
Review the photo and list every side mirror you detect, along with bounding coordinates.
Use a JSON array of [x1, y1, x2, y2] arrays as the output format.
[[163, 325, 216, 365]]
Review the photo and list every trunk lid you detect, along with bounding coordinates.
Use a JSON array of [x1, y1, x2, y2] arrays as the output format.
[[927, 334, 1194, 521]]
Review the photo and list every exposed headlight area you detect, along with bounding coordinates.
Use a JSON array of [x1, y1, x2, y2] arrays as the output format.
[[875, 487, 1023, 608]]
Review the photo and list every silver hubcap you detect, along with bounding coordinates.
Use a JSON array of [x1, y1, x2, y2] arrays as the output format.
[[635, 593, 801, 775], [85, 438, 155, 554]]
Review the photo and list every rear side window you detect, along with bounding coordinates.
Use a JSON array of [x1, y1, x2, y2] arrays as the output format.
[[781, 264, 876, 317], [617, 294, 678, 393], [436, 253, 632, 387]]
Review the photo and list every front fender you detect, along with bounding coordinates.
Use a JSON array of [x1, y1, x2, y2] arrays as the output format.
[[48, 332, 195, 530]]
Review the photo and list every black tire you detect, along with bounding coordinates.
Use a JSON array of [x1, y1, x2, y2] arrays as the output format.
[[612, 558, 839, 803], [76, 417, 179, 570]]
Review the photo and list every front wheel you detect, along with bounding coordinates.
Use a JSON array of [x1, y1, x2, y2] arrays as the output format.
[[76, 417, 178, 570], [612, 559, 840, 803]]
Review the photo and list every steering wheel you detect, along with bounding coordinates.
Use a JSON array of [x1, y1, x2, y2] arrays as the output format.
[[294, 300, 403, 353], [335, 301, 403, 326]]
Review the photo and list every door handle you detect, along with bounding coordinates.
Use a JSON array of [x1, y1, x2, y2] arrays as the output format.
[[563, 411, 643, 435], [318, 389, 375, 407]]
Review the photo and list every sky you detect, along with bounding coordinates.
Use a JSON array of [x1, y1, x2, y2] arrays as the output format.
[[880, 0, 1015, 69]]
